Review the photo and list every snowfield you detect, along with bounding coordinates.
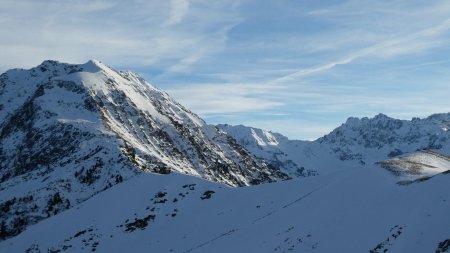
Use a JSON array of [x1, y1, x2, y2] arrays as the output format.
[[1, 166, 450, 253]]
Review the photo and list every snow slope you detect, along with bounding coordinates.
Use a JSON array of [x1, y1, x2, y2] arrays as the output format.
[[1, 165, 449, 253]]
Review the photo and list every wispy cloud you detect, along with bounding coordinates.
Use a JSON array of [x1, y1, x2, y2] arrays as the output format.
[[167, 83, 284, 114], [273, 18, 450, 83], [0, 0, 242, 73], [166, 0, 190, 26]]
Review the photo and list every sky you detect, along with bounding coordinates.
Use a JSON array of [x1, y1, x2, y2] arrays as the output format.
[[1, 0, 450, 140]]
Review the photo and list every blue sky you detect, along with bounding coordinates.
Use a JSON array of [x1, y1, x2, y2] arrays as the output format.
[[1, 0, 450, 140]]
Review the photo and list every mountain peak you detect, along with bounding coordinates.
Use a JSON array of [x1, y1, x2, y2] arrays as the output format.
[[344, 113, 393, 127], [86, 59, 103, 66], [426, 112, 450, 122], [38, 59, 61, 67], [344, 116, 362, 126], [33, 59, 107, 75], [34, 59, 74, 73], [81, 59, 107, 72], [373, 113, 391, 120]]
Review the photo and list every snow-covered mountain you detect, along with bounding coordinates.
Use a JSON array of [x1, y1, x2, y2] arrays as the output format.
[[1, 60, 450, 253], [218, 113, 450, 175], [318, 113, 450, 163], [0, 60, 287, 240]]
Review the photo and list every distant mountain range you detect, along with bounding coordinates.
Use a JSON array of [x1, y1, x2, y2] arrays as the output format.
[[1, 60, 449, 253], [218, 112, 450, 175]]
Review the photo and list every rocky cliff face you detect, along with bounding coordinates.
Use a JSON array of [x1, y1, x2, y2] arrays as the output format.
[[0, 60, 288, 240]]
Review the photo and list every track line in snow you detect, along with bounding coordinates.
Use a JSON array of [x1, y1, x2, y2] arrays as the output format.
[[282, 187, 320, 209], [182, 229, 239, 253], [251, 187, 321, 225]]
